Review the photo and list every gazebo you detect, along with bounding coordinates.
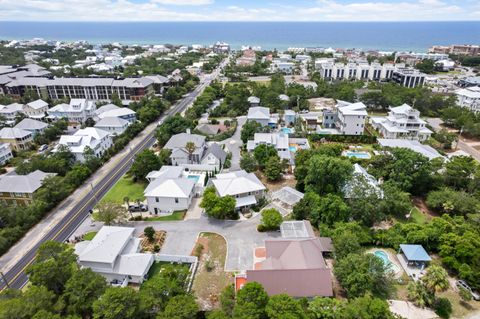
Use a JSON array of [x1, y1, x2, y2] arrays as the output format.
[[399, 244, 431, 270]]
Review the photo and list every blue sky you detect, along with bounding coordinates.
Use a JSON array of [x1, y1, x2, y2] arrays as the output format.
[[0, 0, 479, 21]]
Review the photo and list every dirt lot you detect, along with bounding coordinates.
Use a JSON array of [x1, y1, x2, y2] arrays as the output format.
[[191, 232, 233, 310], [257, 172, 297, 191]]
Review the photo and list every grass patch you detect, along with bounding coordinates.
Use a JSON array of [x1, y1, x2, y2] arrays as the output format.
[[100, 175, 146, 204], [410, 207, 430, 224], [437, 289, 480, 318], [146, 261, 172, 279], [83, 231, 97, 241], [192, 232, 232, 310], [143, 211, 186, 221]]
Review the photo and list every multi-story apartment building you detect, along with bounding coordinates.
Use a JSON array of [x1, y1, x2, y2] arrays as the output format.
[[370, 104, 432, 141], [455, 86, 480, 113], [429, 45, 480, 56], [4, 76, 155, 103], [391, 68, 426, 88], [315, 60, 424, 87]]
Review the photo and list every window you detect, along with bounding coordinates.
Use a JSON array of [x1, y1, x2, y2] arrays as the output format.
[[155, 197, 159, 202], [175, 198, 179, 203]]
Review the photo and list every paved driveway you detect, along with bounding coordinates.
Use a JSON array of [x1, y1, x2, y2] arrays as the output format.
[[219, 116, 246, 171], [132, 215, 280, 271]]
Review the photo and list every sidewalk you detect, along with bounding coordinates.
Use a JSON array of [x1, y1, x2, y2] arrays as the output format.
[[0, 119, 158, 273]]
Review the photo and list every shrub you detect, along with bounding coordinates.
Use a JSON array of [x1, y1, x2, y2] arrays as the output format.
[[433, 298, 452, 319], [260, 208, 283, 231], [144, 226, 156, 242], [194, 243, 204, 257], [153, 244, 160, 253]]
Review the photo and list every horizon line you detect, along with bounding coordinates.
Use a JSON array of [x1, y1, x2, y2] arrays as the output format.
[[1, 20, 480, 23]]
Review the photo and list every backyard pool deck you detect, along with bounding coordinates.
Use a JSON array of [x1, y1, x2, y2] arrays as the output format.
[[397, 253, 426, 281]]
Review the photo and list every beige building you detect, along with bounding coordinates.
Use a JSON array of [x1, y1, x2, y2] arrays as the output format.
[[0, 127, 33, 151]]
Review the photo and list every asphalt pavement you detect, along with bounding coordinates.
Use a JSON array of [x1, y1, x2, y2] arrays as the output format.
[[0, 63, 224, 291]]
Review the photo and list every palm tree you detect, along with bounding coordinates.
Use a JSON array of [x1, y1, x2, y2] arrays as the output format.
[[422, 265, 449, 294], [185, 141, 196, 164], [136, 198, 143, 218], [123, 196, 132, 218]]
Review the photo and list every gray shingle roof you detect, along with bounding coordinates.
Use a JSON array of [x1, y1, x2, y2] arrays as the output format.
[[0, 170, 55, 193]]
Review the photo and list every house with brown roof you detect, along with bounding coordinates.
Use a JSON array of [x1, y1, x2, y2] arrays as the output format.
[[237, 220, 333, 297]]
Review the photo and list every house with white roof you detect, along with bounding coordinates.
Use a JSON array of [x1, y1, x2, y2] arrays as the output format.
[[164, 131, 226, 171], [95, 104, 136, 123], [335, 101, 368, 135], [283, 109, 297, 125], [56, 127, 112, 162], [144, 166, 198, 215], [0, 103, 24, 124], [0, 143, 13, 165], [0, 127, 33, 151], [47, 99, 96, 127], [247, 132, 310, 165], [248, 96, 261, 107], [247, 106, 270, 126], [14, 118, 49, 137], [210, 170, 266, 210], [343, 164, 384, 199], [378, 138, 443, 160], [94, 117, 130, 136], [456, 86, 480, 113], [74, 226, 154, 286], [370, 104, 432, 141], [23, 99, 48, 119], [0, 170, 56, 206]]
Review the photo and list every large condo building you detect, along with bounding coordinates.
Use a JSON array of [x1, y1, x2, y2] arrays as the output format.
[[315, 60, 425, 88], [5, 77, 155, 103]]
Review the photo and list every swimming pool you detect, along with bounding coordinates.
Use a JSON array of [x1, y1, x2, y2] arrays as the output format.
[[343, 151, 372, 159], [374, 250, 401, 274], [281, 127, 293, 134], [187, 175, 200, 183], [289, 146, 297, 152]]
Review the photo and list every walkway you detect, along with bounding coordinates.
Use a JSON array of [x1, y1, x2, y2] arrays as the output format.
[[219, 116, 246, 171]]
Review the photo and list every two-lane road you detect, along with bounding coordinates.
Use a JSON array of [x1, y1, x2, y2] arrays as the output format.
[[0, 65, 222, 290]]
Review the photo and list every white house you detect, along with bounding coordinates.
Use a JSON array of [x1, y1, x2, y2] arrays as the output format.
[[47, 99, 96, 127], [75, 226, 154, 286], [455, 87, 480, 113], [56, 127, 112, 162], [211, 170, 266, 210], [164, 131, 226, 171], [14, 118, 49, 137], [0, 143, 13, 165], [94, 117, 130, 136], [246, 132, 310, 165], [23, 99, 48, 119], [248, 96, 261, 107], [0, 103, 24, 124], [370, 104, 432, 141], [378, 139, 443, 160], [336, 101, 368, 135], [95, 104, 137, 123], [247, 106, 271, 126], [144, 166, 196, 215]]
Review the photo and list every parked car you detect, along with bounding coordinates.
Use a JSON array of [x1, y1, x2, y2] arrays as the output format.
[[457, 280, 480, 301], [38, 144, 48, 153], [128, 203, 148, 212]]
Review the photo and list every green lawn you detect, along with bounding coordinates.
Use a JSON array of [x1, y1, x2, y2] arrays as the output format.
[[410, 207, 429, 224], [144, 211, 186, 221], [83, 231, 97, 241], [100, 175, 146, 204]]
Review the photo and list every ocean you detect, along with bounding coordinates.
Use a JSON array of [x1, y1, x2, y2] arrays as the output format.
[[0, 21, 479, 52]]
